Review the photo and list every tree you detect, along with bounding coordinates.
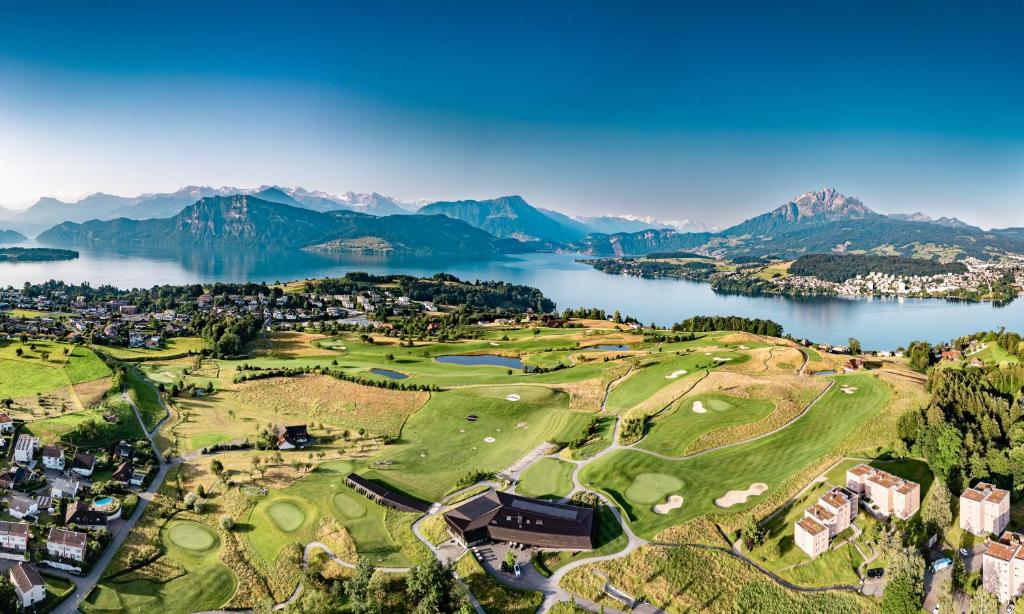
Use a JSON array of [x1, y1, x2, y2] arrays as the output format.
[[880, 543, 925, 614], [210, 459, 224, 478], [220, 515, 235, 530], [970, 589, 999, 614], [921, 477, 953, 532], [343, 560, 380, 614], [0, 577, 18, 613], [406, 558, 464, 614], [929, 425, 964, 482], [740, 516, 764, 550], [848, 337, 862, 355]]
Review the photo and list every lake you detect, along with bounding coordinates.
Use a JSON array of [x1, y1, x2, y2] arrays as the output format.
[[1, 243, 1022, 348], [435, 354, 525, 369]]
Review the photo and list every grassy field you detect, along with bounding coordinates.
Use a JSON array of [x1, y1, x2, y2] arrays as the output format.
[[604, 350, 749, 414], [0, 340, 110, 399], [972, 343, 1020, 367], [243, 460, 423, 567], [25, 400, 145, 447], [580, 374, 891, 537], [126, 367, 166, 430], [97, 337, 209, 360], [517, 458, 576, 499], [82, 518, 235, 614], [361, 385, 592, 500], [638, 392, 775, 456], [2, 308, 73, 319]]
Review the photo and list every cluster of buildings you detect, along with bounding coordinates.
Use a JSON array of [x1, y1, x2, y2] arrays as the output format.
[[794, 464, 921, 559], [764, 257, 1024, 300], [0, 420, 152, 580]]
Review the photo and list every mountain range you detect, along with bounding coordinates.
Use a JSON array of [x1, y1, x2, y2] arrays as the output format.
[[37, 195, 514, 257], [12, 185, 1024, 262]]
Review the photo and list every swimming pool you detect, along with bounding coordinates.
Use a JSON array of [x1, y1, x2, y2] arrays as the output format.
[[94, 496, 114, 507]]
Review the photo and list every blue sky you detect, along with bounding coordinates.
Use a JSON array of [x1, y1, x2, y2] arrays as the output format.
[[1, 0, 1022, 227]]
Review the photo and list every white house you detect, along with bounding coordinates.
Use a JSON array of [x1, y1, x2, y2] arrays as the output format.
[[9, 563, 45, 608], [13, 434, 39, 464], [71, 451, 96, 477], [50, 476, 81, 499], [42, 444, 65, 470], [7, 495, 38, 520], [47, 527, 87, 563], [0, 412, 14, 432], [0, 521, 30, 561]]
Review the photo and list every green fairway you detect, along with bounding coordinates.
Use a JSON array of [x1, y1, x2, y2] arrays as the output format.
[[167, 520, 218, 551], [580, 374, 891, 537], [517, 458, 576, 499], [362, 385, 593, 500], [604, 350, 749, 414], [82, 517, 234, 614], [638, 393, 775, 456], [246, 460, 421, 567]]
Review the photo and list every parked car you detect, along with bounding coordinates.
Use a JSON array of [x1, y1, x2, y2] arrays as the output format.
[[514, 563, 522, 578], [960, 548, 970, 557], [1006, 603, 1015, 614], [930, 557, 952, 573]]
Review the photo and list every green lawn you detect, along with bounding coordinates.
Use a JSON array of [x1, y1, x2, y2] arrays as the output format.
[[362, 385, 593, 500], [25, 400, 145, 447], [972, 343, 1020, 368], [0, 341, 110, 398], [637, 393, 775, 456], [126, 367, 166, 430], [82, 518, 235, 614], [517, 458, 576, 499], [244, 460, 424, 568], [580, 374, 891, 538], [97, 337, 209, 360]]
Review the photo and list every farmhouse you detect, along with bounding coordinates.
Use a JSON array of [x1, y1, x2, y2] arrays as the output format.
[[48, 527, 87, 562], [13, 434, 39, 464], [42, 444, 66, 470], [0, 521, 30, 561], [443, 491, 594, 550], [71, 451, 96, 476], [845, 464, 920, 520], [65, 501, 107, 530], [961, 482, 1010, 537], [345, 473, 431, 514], [9, 562, 45, 608], [0, 411, 13, 432], [983, 531, 1024, 603], [277, 424, 311, 450]]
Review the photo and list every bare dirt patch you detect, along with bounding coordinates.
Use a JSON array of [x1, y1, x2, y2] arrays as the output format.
[[251, 331, 335, 358], [73, 376, 113, 408]]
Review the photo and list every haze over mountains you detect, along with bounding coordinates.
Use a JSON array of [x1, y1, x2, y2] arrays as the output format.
[[6, 185, 1024, 261]]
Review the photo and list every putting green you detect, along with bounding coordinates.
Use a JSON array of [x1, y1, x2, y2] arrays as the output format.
[[332, 492, 367, 519], [266, 500, 306, 532], [166, 521, 217, 552], [701, 398, 735, 411], [625, 473, 683, 505]]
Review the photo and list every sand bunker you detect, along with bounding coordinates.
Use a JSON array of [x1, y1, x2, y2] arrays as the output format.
[[515, 421, 528, 429], [506, 394, 521, 401], [738, 345, 749, 350], [692, 401, 707, 414], [713, 357, 732, 362], [714, 483, 768, 508], [490, 342, 500, 346], [652, 495, 684, 515], [483, 437, 496, 443], [665, 369, 688, 379], [840, 385, 858, 395]]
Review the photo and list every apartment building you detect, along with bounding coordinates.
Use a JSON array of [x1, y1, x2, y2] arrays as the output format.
[[845, 464, 920, 520], [13, 434, 39, 464], [0, 521, 30, 561], [983, 531, 1024, 603], [794, 487, 859, 558], [960, 482, 1010, 537]]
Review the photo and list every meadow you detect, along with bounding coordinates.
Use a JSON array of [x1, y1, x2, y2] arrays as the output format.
[[0, 339, 110, 399]]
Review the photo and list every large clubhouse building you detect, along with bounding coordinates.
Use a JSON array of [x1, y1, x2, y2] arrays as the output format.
[[845, 464, 920, 520], [443, 491, 594, 550]]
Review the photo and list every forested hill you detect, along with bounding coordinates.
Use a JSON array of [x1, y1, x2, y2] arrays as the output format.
[[36, 195, 513, 257], [0, 229, 27, 244], [789, 254, 967, 283]]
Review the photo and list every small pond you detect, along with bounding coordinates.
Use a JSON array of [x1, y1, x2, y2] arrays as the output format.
[[435, 354, 524, 369], [814, 370, 838, 376], [371, 368, 409, 380]]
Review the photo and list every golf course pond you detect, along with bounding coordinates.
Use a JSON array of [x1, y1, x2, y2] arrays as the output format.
[[434, 354, 524, 369], [370, 368, 408, 379]]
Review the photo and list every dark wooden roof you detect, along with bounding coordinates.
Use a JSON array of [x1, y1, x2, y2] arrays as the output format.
[[444, 491, 595, 549], [345, 473, 431, 514]]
